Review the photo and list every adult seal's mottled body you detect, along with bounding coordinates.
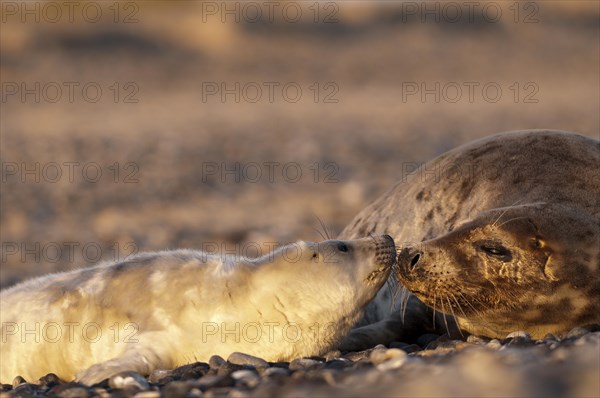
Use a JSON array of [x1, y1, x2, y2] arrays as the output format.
[[339, 130, 599, 348], [0, 235, 395, 385]]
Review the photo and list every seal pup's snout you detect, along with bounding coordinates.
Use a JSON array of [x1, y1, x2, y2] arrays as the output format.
[[397, 246, 424, 272], [374, 234, 396, 267]]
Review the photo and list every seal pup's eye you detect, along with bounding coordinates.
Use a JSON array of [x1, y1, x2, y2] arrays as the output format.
[[337, 243, 348, 252]]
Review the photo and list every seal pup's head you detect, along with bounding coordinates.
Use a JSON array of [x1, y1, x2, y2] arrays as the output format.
[[396, 203, 600, 338], [249, 235, 396, 357]]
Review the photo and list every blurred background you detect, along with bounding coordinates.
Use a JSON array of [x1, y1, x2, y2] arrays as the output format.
[[1, 0, 599, 287]]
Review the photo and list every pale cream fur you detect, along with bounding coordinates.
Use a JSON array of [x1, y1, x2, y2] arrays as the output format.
[[0, 236, 395, 385]]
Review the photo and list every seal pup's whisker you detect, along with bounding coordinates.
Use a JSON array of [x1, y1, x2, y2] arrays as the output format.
[[313, 214, 332, 240]]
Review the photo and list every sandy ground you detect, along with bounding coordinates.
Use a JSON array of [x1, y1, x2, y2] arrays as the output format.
[[0, 1, 599, 396]]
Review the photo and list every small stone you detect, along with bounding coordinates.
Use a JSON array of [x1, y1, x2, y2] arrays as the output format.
[[567, 326, 591, 339], [417, 333, 440, 348], [228, 389, 253, 398], [289, 358, 323, 371], [12, 376, 26, 388], [148, 369, 173, 384], [376, 356, 407, 370], [108, 371, 150, 390], [466, 335, 490, 343], [217, 362, 246, 376], [11, 383, 39, 398], [324, 358, 352, 370], [196, 374, 235, 391], [324, 350, 341, 360], [486, 339, 502, 349], [92, 387, 110, 398], [231, 369, 260, 388], [370, 348, 407, 365], [506, 331, 531, 340], [160, 381, 192, 397], [505, 337, 535, 347], [134, 391, 161, 398], [209, 355, 226, 369], [227, 352, 269, 369], [39, 373, 63, 388], [49, 382, 92, 398], [543, 333, 558, 341], [263, 367, 291, 377], [172, 362, 210, 380]]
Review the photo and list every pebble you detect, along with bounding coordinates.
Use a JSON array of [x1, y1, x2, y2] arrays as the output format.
[[11, 376, 26, 388], [108, 371, 150, 390], [486, 339, 503, 349], [159, 381, 192, 398], [217, 362, 247, 377], [209, 355, 226, 369], [171, 362, 210, 380], [48, 382, 92, 398], [134, 391, 160, 398], [288, 358, 323, 371], [370, 348, 406, 365], [195, 374, 235, 391], [10, 383, 38, 398], [506, 331, 532, 340], [263, 367, 291, 377], [324, 350, 341, 360], [227, 352, 269, 370], [39, 373, 63, 389], [466, 335, 490, 343], [567, 326, 591, 339], [148, 369, 173, 384], [231, 369, 260, 388], [324, 359, 352, 370]]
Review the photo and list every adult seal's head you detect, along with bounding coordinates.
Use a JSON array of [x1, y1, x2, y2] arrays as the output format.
[[397, 202, 600, 338], [338, 130, 599, 346]]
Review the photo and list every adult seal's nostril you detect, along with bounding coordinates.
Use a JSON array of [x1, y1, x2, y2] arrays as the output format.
[[409, 253, 421, 270], [397, 247, 422, 272]]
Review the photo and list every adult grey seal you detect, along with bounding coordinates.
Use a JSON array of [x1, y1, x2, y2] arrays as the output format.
[[0, 235, 395, 385], [339, 130, 599, 348]]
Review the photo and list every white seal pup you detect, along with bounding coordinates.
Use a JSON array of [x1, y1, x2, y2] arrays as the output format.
[[339, 130, 599, 348], [0, 235, 395, 384]]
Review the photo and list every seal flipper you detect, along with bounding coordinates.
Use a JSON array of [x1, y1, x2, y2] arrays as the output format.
[[76, 343, 168, 386]]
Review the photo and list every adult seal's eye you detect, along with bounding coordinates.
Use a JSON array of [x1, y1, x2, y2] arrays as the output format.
[[480, 243, 510, 258], [337, 243, 348, 252]]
